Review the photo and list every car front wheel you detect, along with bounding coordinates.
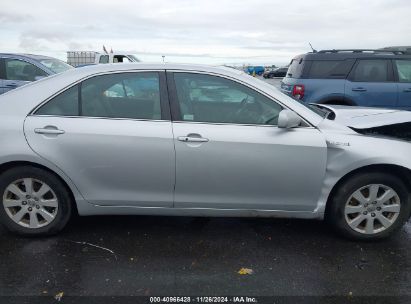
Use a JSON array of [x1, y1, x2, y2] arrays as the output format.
[[327, 172, 411, 240], [0, 166, 72, 236]]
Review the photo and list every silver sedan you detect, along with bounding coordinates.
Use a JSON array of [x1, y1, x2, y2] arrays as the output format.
[[0, 63, 410, 240]]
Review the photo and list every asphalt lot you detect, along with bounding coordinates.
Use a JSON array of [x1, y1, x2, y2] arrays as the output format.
[[1, 76, 411, 301], [1, 216, 411, 298], [259, 75, 283, 89]]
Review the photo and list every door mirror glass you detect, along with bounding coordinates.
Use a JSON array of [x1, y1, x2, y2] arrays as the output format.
[[278, 109, 302, 129]]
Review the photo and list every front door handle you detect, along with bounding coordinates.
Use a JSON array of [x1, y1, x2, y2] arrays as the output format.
[[403, 88, 411, 93], [352, 87, 367, 92], [178, 134, 209, 143], [5, 83, 18, 88], [34, 127, 65, 135]]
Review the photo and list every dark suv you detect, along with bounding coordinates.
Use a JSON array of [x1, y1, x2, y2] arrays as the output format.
[[280, 49, 411, 110]]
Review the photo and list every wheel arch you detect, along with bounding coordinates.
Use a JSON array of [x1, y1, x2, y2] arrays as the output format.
[[0, 161, 79, 215], [324, 164, 411, 218]]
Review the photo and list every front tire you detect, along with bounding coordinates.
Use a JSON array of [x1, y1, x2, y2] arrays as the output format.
[[326, 172, 411, 240], [0, 166, 72, 236]]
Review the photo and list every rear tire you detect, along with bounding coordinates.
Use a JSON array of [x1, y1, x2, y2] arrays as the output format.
[[326, 172, 411, 240], [0, 166, 72, 236]]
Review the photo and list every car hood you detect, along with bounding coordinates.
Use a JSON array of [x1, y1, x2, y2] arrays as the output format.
[[314, 104, 411, 129]]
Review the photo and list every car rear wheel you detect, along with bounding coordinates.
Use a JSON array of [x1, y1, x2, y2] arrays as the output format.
[[327, 172, 411, 240], [0, 166, 72, 236]]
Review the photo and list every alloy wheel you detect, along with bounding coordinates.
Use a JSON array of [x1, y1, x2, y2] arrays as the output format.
[[2, 178, 59, 229], [344, 184, 401, 234]]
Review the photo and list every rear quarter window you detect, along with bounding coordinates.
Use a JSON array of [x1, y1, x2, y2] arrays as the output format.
[[307, 60, 354, 79]]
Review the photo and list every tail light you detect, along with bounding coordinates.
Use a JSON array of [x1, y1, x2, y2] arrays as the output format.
[[292, 85, 305, 99]]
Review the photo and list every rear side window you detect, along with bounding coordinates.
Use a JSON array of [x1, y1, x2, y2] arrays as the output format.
[[35, 72, 161, 119], [395, 60, 411, 82], [285, 57, 304, 78], [81, 72, 161, 119], [352, 60, 390, 82], [36, 85, 79, 116], [308, 60, 354, 79]]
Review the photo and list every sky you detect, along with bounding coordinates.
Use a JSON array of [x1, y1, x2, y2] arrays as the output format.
[[1, 0, 410, 66]]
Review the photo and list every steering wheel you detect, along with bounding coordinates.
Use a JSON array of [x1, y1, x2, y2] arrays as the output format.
[[227, 97, 249, 122]]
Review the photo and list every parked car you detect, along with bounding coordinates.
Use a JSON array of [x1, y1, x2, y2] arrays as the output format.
[[0, 63, 411, 240], [280, 49, 411, 110], [67, 51, 140, 67], [263, 67, 288, 78], [0, 54, 73, 94], [246, 66, 265, 76]]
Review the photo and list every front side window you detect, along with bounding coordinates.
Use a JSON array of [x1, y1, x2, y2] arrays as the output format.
[[352, 60, 389, 82], [81, 72, 161, 119], [5, 59, 47, 81], [395, 60, 411, 82], [173, 73, 282, 125]]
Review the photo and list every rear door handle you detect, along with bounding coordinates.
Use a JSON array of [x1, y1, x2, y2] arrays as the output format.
[[403, 88, 411, 92], [5, 83, 18, 88], [352, 87, 367, 92], [34, 127, 65, 135], [177, 134, 209, 143]]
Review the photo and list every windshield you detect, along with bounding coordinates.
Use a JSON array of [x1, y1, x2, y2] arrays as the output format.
[[39, 59, 73, 74], [286, 56, 304, 78], [127, 55, 140, 62]]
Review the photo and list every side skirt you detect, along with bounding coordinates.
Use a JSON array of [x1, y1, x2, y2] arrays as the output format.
[[76, 201, 324, 220]]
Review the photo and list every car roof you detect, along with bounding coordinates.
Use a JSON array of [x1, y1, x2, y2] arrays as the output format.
[[66, 62, 247, 78], [0, 53, 59, 61], [297, 51, 411, 61]]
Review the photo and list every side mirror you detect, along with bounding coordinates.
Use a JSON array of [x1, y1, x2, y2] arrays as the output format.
[[278, 109, 302, 129]]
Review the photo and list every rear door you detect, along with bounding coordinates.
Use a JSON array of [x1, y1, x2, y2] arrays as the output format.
[[394, 59, 411, 110], [345, 59, 397, 108], [24, 71, 175, 207]]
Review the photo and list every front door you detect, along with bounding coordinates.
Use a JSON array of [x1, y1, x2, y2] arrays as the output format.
[[24, 71, 175, 207], [169, 72, 327, 211]]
